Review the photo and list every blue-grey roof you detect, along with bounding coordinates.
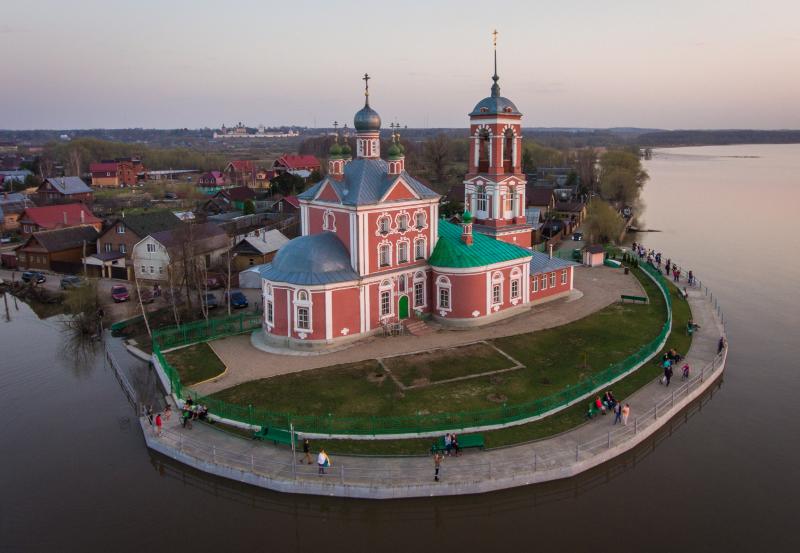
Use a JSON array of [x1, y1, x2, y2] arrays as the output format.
[[298, 158, 439, 206], [470, 95, 521, 116], [529, 251, 578, 274], [44, 177, 91, 195], [259, 232, 359, 285]]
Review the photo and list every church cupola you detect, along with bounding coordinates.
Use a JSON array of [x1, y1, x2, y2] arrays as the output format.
[[461, 210, 474, 245], [328, 121, 345, 179], [387, 123, 405, 175], [353, 73, 381, 159]]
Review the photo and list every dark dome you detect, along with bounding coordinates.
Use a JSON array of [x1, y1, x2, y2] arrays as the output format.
[[354, 104, 381, 132], [259, 233, 358, 285], [470, 95, 521, 116]]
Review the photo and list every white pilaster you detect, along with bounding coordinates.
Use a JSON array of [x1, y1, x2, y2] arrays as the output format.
[[325, 290, 332, 340]]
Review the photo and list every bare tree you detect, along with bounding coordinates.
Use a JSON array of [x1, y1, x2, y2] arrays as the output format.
[[422, 133, 451, 185]]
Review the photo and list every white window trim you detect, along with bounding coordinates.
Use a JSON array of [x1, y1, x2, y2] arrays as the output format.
[[561, 269, 568, 285], [378, 241, 392, 268], [491, 271, 504, 306], [436, 276, 452, 312], [395, 211, 410, 233], [116, 225, 125, 234], [293, 289, 312, 333], [413, 209, 428, 230], [510, 278, 520, 300], [414, 237, 427, 260], [322, 209, 337, 232], [413, 271, 426, 308], [266, 299, 274, 325], [532, 274, 539, 293], [550, 272, 556, 288], [376, 214, 392, 236], [379, 280, 394, 319], [541, 274, 548, 290], [396, 238, 410, 264]]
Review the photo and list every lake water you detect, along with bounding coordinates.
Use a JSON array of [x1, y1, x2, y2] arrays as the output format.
[[1, 144, 798, 552]]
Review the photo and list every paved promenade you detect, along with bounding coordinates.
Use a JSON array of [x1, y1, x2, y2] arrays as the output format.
[[142, 279, 727, 499], [196, 267, 644, 395]]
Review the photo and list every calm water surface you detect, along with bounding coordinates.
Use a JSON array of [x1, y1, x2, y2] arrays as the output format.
[[1, 144, 798, 552]]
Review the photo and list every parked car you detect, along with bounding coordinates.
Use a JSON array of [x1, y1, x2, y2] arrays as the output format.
[[111, 285, 130, 303], [224, 290, 249, 309], [572, 232, 583, 241], [21, 271, 46, 284], [0, 234, 13, 244], [206, 274, 226, 289], [164, 191, 178, 200], [60, 275, 83, 289], [202, 292, 219, 309]]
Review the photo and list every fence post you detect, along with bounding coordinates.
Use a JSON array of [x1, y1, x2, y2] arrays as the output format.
[[251, 454, 254, 472], [607, 431, 611, 449], [575, 443, 579, 462], [534, 453, 537, 472], [212, 445, 216, 463], [671, 391, 675, 408], [654, 403, 658, 419], [634, 417, 638, 434]]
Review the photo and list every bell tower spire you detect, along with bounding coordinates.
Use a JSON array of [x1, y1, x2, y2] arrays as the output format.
[[353, 73, 382, 158], [491, 29, 500, 97]]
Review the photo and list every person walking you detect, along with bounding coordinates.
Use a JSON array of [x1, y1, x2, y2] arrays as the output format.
[[718, 336, 726, 354], [317, 449, 331, 475], [163, 404, 172, 422], [664, 364, 673, 386], [682, 363, 691, 381], [302, 438, 312, 465], [434, 452, 443, 482], [613, 401, 623, 425], [621, 404, 631, 426], [154, 412, 163, 436], [145, 405, 154, 426]]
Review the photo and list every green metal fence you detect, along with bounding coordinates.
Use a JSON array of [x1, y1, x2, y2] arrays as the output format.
[[153, 264, 672, 436]]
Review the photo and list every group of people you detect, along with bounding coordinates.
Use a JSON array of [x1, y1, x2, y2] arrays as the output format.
[[297, 438, 333, 475], [145, 404, 169, 436], [443, 433, 461, 456], [661, 349, 689, 386], [588, 390, 631, 425], [631, 242, 696, 286], [180, 398, 209, 429]]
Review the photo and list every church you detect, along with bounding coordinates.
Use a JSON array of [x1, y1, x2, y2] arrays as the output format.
[[257, 68, 576, 350]]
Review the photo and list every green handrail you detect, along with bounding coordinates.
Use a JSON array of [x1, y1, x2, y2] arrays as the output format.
[[153, 263, 673, 436]]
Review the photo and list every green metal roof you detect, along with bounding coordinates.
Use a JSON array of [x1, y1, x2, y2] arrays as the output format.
[[429, 220, 531, 268]]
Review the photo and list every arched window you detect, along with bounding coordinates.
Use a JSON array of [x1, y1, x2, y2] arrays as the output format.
[[379, 280, 393, 317], [379, 243, 391, 267], [323, 210, 336, 232], [476, 185, 487, 216], [510, 267, 521, 301], [414, 237, 426, 260], [413, 271, 426, 308], [491, 271, 504, 306], [397, 213, 409, 232], [294, 289, 311, 332], [415, 211, 426, 229], [478, 129, 491, 171], [437, 276, 451, 311], [397, 240, 409, 263], [378, 215, 390, 234], [503, 128, 514, 171]]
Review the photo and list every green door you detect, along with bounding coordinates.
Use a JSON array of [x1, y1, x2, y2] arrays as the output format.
[[398, 295, 409, 319]]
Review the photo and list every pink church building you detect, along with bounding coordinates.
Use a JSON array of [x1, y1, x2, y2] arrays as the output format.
[[258, 72, 576, 351]]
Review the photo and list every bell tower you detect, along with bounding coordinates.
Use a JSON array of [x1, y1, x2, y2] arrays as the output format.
[[463, 30, 531, 248]]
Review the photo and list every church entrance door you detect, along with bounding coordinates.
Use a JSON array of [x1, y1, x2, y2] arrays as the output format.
[[398, 295, 409, 319]]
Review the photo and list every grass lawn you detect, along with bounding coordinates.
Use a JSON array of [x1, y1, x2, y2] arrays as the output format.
[[383, 342, 516, 387], [165, 343, 226, 386], [212, 267, 674, 436]]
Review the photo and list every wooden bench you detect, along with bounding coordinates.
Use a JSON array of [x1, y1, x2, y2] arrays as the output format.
[[620, 294, 648, 304], [253, 427, 296, 446], [431, 433, 485, 453]]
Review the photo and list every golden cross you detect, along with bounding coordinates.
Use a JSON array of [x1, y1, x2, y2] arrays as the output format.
[[492, 29, 498, 48], [363, 73, 370, 97]]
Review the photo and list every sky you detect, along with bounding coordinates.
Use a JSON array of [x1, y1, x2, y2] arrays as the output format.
[[1, 0, 799, 130]]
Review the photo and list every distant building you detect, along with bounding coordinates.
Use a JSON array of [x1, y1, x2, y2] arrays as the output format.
[[16, 225, 98, 273], [18, 203, 102, 235], [254, 168, 275, 190], [1, 169, 33, 187], [526, 186, 555, 216], [36, 177, 94, 205], [90, 158, 144, 187], [131, 222, 230, 282], [197, 171, 228, 194], [0, 192, 35, 231], [84, 210, 181, 280], [213, 123, 300, 139], [272, 154, 321, 176], [224, 160, 255, 187], [202, 186, 257, 214]]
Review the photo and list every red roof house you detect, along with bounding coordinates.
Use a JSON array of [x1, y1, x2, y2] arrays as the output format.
[[272, 154, 321, 175], [18, 203, 102, 235], [224, 160, 256, 186]]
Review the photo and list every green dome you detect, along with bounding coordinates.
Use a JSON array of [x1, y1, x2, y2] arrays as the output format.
[[462, 210, 473, 223], [329, 142, 343, 158], [387, 142, 402, 160], [341, 142, 352, 156]]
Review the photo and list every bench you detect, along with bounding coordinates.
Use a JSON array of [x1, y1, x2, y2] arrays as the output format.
[[253, 426, 297, 446], [431, 433, 485, 453], [620, 294, 648, 304]]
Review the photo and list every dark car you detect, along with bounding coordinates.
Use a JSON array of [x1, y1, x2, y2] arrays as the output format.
[[202, 292, 219, 309], [572, 232, 583, 241], [164, 192, 178, 200], [21, 271, 46, 284], [224, 290, 248, 309], [111, 285, 130, 303], [60, 275, 83, 289]]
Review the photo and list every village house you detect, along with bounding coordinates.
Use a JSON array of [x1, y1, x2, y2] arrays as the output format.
[[253, 168, 274, 190], [18, 203, 102, 235], [36, 176, 94, 205], [224, 160, 255, 187], [271, 154, 321, 177], [197, 171, 228, 194], [0, 192, 35, 232], [16, 225, 98, 273], [131, 221, 230, 282], [525, 186, 556, 216], [273, 195, 300, 215], [83, 210, 181, 280], [89, 158, 144, 188], [230, 229, 289, 272], [201, 186, 257, 214]]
